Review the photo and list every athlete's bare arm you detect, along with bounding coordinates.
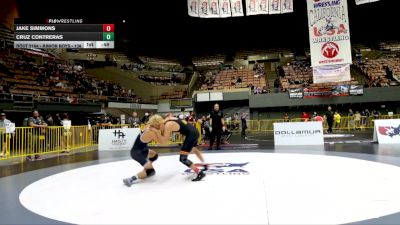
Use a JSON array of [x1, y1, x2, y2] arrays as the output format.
[[151, 122, 176, 144]]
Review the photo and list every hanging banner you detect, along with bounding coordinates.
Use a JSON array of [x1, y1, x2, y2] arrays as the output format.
[[313, 64, 351, 83], [269, 0, 281, 14], [246, 0, 259, 16], [355, 0, 380, 5], [219, 0, 232, 17], [199, 0, 210, 18], [231, 0, 244, 17], [188, 0, 200, 17], [246, 0, 269, 15], [259, 0, 269, 14], [209, 0, 221, 17], [280, 0, 293, 14], [307, 0, 352, 67]]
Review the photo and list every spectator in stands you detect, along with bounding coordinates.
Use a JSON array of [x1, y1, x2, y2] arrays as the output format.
[[236, 77, 242, 84], [27, 110, 47, 161], [324, 106, 334, 134], [0, 112, 11, 157], [209, 103, 224, 150], [47, 87, 55, 98], [128, 112, 141, 128]]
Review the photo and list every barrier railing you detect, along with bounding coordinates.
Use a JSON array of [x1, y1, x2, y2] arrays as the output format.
[[0, 124, 185, 161], [0, 115, 398, 161], [225, 115, 400, 132]]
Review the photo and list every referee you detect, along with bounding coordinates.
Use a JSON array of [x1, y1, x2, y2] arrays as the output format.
[[208, 103, 224, 150]]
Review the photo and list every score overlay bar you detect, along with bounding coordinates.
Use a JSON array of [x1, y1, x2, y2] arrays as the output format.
[[14, 41, 114, 49]]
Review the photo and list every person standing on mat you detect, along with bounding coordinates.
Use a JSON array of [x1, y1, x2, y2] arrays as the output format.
[[324, 106, 334, 134], [209, 103, 225, 150], [123, 124, 160, 187], [149, 114, 207, 182]]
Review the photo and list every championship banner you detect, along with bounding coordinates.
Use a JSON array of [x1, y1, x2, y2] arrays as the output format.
[[199, 0, 210, 18], [355, 0, 380, 5], [209, 0, 221, 18], [313, 64, 351, 84], [303, 85, 349, 98], [269, 0, 281, 14], [307, 0, 352, 67], [280, 0, 293, 14], [219, 0, 232, 17], [188, 0, 200, 17], [231, 0, 244, 17]]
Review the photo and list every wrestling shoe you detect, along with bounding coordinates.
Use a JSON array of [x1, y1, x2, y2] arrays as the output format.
[[123, 176, 137, 187], [192, 170, 206, 182]]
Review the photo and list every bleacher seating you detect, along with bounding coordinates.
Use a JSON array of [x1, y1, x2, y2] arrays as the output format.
[[0, 49, 140, 102], [355, 57, 400, 87], [199, 69, 267, 91]]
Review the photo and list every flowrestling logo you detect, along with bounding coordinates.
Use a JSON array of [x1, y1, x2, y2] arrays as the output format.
[[379, 125, 400, 138], [182, 162, 250, 175]]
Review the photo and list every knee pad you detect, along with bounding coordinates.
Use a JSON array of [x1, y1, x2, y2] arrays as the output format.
[[145, 168, 156, 177], [179, 154, 193, 167], [149, 153, 158, 162]]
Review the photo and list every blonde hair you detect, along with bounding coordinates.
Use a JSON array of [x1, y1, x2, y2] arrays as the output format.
[[147, 114, 164, 127]]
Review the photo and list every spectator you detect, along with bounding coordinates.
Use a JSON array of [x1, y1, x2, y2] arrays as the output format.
[[301, 112, 310, 122], [0, 112, 11, 157], [97, 115, 112, 126], [241, 112, 247, 136], [27, 110, 48, 161], [283, 113, 290, 122], [141, 112, 151, 124], [209, 103, 224, 150], [128, 112, 141, 128], [324, 106, 334, 134], [313, 113, 324, 122], [334, 111, 341, 129], [348, 109, 355, 130]]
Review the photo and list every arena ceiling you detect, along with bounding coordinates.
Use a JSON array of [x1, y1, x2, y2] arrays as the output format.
[[15, 0, 400, 57]]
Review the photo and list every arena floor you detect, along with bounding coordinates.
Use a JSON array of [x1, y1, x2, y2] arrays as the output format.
[[1, 131, 400, 225]]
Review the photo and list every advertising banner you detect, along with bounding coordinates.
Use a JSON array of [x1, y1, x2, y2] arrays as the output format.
[[98, 128, 140, 151], [274, 121, 324, 146]]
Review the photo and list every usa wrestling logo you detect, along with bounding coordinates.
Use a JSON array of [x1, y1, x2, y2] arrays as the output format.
[[379, 125, 400, 138], [182, 162, 250, 175]]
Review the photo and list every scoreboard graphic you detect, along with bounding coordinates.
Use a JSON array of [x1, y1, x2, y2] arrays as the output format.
[[14, 19, 114, 49]]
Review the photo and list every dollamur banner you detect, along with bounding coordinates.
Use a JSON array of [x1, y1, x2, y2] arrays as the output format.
[[307, 0, 352, 67]]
